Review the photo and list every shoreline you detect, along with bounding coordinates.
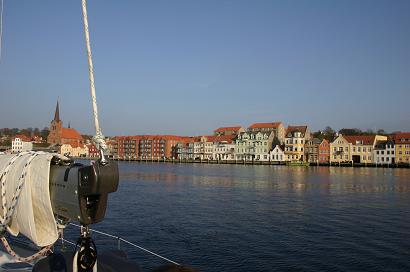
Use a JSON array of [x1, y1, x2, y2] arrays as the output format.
[[77, 157, 410, 168]]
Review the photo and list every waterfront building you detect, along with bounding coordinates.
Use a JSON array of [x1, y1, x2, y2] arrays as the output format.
[[214, 126, 245, 136], [32, 136, 43, 143], [284, 126, 311, 161], [86, 143, 100, 158], [112, 135, 185, 160], [269, 145, 286, 162], [235, 131, 274, 161], [330, 134, 387, 163], [212, 135, 236, 160], [373, 140, 395, 165], [106, 139, 117, 158], [138, 135, 189, 159], [394, 133, 410, 164], [60, 143, 88, 157], [345, 135, 387, 163], [115, 136, 140, 160], [318, 139, 331, 163], [11, 135, 33, 153], [247, 122, 285, 144], [176, 140, 191, 160], [330, 134, 350, 163], [305, 138, 321, 163], [186, 136, 215, 160], [47, 101, 83, 146]]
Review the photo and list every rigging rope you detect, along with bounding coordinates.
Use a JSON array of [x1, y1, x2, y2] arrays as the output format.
[[81, 0, 107, 163], [0, 0, 4, 62]]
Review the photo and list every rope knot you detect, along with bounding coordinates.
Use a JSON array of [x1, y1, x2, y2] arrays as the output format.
[[92, 134, 107, 152]]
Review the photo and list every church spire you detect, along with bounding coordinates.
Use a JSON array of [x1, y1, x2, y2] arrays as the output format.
[[54, 100, 60, 122]]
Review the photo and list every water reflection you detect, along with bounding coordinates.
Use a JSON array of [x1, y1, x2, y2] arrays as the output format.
[[119, 162, 410, 194], [92, 162, 410, 271]]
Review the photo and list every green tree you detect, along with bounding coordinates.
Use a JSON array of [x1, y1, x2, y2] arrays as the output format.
[[41, 127, 50, 139]]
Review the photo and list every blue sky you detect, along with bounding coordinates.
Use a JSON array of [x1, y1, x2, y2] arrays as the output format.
[[0, 0, 409, 136]]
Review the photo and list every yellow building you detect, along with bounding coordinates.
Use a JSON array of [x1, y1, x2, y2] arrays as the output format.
[[330, 135, 351, 163], [60, 143, 88, 157], [330, 134, 387, 163], [395, 133, 410, 164]]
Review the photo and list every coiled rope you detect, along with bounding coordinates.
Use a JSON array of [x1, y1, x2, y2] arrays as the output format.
[[0, 152, 52, 262]]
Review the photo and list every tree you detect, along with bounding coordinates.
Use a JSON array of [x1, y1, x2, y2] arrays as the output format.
[[312, 130, 324, 140], [272, 137, 281, 147], [377, 129, 387, 135], [20, 129, 31, 137], [323, 126, 336, 141], [0, 139, 11, 147], [339, 128, 362, 135], [41, 127, 50, 139], [33, 128, 41, 136], [11, 128, 19, 136]]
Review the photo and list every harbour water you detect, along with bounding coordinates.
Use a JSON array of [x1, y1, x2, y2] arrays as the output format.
[[71, 162, 410, 271]]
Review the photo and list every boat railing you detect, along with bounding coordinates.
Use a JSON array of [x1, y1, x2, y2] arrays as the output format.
[[60, 222, 180, 266]]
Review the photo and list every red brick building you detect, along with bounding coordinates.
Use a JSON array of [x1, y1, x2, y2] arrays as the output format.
[[113, 135, 189, 159], [139, 135, 189, 159], [86, 143, 100, 158], [47, 101, 83, 145], [115, 136, 141, 159], [318, 139, 330, 163]]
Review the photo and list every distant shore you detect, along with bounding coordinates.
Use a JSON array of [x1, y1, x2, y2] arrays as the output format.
[[76, 157, 410, 168]]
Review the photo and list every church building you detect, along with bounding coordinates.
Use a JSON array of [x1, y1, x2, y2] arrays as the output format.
[[47, 101, 83, 145]]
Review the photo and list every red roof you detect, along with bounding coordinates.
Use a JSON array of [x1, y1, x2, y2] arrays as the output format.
[[344, 135, 376, 145], [62, 128, 83, 140], [394, 132, 410, 144], [214, 126, 242, 133], [286, 126, 308, 135], [13, 134, 32, 142], [213, 134, 236, 144], [249, 122, 282, 129]]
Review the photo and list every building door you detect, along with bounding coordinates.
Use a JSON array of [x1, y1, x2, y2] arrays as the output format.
[[352, 155, 361, 163]]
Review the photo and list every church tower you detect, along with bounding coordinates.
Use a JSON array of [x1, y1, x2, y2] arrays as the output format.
[[47, 100, 63, 145]]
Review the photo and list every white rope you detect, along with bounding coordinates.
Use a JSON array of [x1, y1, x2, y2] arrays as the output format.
[[81, 0, 107, 162], [0, 0, 4, 62], [69, 223, 181, 266]]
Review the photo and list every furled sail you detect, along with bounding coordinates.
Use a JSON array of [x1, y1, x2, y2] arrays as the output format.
[[0, 152, 59, 247]]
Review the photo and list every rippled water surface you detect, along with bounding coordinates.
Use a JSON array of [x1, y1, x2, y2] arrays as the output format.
[[76, 162, 410, 271]]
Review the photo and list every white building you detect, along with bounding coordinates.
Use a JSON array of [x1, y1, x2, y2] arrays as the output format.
[[176, 142, 190, 160], [185, 136, 214, 160], [11, 137, 33, 153], [212, 135, 236, 161], [270, 145, 286, 162], [373, 140, 395, 165], [235, 131, 274, 161]]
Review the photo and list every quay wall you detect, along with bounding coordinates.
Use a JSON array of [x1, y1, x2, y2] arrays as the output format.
[[77, 157, 410, 168]]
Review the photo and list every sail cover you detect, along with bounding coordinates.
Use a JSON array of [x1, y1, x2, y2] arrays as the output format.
[[0, 152, 58, 247]]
